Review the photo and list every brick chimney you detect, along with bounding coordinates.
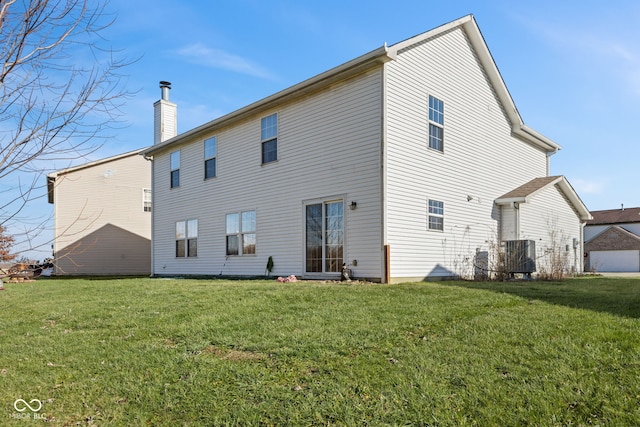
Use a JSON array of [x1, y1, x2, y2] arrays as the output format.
[[153, 81, 177, 145]]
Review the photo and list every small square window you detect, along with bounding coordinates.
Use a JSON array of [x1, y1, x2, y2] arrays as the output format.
[[262, 140, 277, 164], [261, 114, 278, 140]]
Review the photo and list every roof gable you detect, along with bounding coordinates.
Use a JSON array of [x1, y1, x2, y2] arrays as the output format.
[[46, 148, 149, 204], [585, 225, 640, 250], [495, 175, 592, 221], [387, 15, 560, 153], [145, 15, 559, 157]]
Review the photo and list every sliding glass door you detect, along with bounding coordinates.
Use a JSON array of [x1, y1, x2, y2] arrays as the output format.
[[306, 200, 344, 273]]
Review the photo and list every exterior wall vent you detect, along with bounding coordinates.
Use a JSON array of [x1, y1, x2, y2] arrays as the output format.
[[503, 240, 536, 275]]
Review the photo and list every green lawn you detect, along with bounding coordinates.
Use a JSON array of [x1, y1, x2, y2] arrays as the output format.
[[1, 276, 639, 426]]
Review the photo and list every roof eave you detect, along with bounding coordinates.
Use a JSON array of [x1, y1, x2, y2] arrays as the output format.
[[459, 17, 561, 154], [556, 178, 592, 221], [494, 197, 527, 205], [145, 45, 393, 156]]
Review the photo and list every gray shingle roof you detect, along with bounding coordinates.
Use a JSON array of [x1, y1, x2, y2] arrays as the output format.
[[587, 207, 640, 225]]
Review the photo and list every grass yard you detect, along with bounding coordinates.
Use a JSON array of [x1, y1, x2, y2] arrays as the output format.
[[1, 276, 639, 426]]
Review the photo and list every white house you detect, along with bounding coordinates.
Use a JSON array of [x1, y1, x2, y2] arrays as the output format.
[[144, 15, 591, 282], [47, 150, 152, 275]]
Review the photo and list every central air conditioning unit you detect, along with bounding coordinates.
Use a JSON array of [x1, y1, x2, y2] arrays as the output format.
[[503, 240, 536, 275]]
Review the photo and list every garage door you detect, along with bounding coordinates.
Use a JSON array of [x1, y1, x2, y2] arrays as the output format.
[[591, 250, 640, 272]]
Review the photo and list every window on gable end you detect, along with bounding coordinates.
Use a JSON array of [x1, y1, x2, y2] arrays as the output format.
[[261, 113, 278, 164], [427, 199, 444, 231], [428, 95, 444, 152], [143, 188, 152, 212]]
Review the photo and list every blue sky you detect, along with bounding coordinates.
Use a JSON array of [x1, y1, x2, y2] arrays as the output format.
[[8, 0, 640, 258]]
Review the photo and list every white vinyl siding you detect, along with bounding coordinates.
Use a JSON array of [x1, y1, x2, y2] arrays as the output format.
[[517, 186, 583, 273], [385, 26, 549, 279], [50, 152, 151, 275], [151, 69, 383, 279]]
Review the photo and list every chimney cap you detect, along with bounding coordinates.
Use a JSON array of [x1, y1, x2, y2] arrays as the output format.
[[159, 80, 171, 88]]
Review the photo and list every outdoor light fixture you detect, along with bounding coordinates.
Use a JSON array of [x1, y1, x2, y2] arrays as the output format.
[[350, 201, 357, 210]]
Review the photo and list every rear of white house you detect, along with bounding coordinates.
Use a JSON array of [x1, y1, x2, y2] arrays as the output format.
[[145, 15, 590, 282]]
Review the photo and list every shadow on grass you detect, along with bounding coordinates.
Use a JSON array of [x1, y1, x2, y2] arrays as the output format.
[[442, 276, 640, 319]]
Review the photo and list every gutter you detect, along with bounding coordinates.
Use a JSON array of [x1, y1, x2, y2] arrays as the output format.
[[145, 45, 393, 156]]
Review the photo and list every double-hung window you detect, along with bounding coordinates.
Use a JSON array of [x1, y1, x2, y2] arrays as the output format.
[[226, 211, 256, 256], [204, 137, 217, 179], [176, 219, 198, 257], [170, 150, 180, 188], [428, 95, 444, 152], [261, 113, 278, 164], [143, 188, 152, 212], [427, 199, 444, 231]]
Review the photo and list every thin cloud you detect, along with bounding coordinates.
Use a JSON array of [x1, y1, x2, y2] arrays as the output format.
[[572, 178, 605, 195], [175, 43, 275, 80], [513, 13, 640, 95]]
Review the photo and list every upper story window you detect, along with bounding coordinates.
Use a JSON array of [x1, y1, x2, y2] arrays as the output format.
[[143, 188, 152, 212], [428, 199, 444, 231], [204, 137, 217, 179], [226, 210, 257, 256], [170, 150, 180, 188], [428, 95, 444, 152], [176, 219, 198, 257], [261, 113, 278, 164]]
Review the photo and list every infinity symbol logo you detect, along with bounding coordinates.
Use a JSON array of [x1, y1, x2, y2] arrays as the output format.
[[14, 399, 42, 412]]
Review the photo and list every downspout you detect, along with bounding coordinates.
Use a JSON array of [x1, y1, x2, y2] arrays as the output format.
[[513, 202, 520, 240], [380, 47, 390, 283], [144, 154, 155, 277]]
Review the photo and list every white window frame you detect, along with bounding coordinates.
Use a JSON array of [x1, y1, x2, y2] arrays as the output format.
[[170, 150, 180, 188], [261, 113, 278, 164], [427, 199, 444, 231], [143, 188, 152, 212], [226, 210, 256, 256], [428, 95, 444, 152], [204, 136, 217, 179], [176, 219, 198, 257], [305, 199, 345, 274]]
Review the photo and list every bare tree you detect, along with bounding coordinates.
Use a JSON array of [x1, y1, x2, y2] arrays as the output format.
[[0, 0, 131, 255]]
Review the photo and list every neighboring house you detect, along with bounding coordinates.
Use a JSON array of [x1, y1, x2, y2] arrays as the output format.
[[584, 207, 640, 272], [47, 150, 152, 275], [144, 15, 591, 282]]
